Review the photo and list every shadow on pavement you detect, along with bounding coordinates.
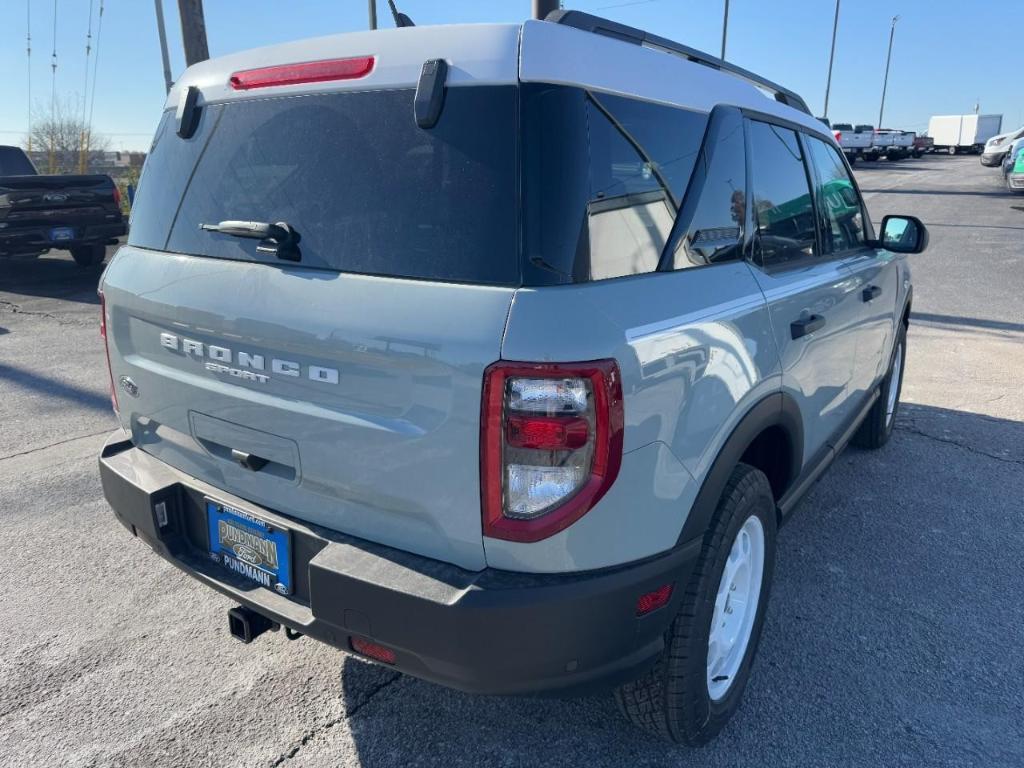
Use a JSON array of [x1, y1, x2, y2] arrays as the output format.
[[0, 251, 110, 305], [0, 361, 112, 413], [912, 311, 1024, 334], [334, 405, 1022, 767]]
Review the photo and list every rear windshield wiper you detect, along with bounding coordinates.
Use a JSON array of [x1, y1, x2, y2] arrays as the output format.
[[199, 220, 301, 262]]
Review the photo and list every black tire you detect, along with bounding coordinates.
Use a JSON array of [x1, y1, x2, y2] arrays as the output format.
[[70, 244, 106, 267], [852, 322, 907, 449], [948, 146, 958, 156], [615, 463, 777, 745]]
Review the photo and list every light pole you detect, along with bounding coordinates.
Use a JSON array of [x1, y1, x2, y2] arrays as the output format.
[[532, 0, 560, 19], [368, 0, 377, 29], [720, 0, 729, 60], [823, 0, 840, 120], [878, 15, 899, 128], [155, 0, 173, 94]]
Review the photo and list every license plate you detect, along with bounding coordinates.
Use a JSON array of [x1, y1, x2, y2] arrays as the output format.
[[50, 227, 75, 241], [207, 500, 292, 595]]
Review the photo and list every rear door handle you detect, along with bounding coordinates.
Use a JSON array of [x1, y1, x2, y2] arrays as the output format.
[[791, 314, 826, 339], [862, 284, 882, 302]]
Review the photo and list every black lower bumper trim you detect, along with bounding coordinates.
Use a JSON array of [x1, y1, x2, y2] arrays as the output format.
[[98, 433, 698, 696]]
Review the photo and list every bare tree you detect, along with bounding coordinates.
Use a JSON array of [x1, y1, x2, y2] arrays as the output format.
[[24, 97, 110, 174]]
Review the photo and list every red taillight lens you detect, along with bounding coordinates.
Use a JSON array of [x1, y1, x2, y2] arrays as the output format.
[[481, 360, 624, 543], [506, 415, 589, 450], [99, 290, 119, 415], [350, 637, 396, 665], [229, 56, 375, 90], [112, 185, 121, 210], [834, 130, 842, 142], [636, 583, 674, 616]]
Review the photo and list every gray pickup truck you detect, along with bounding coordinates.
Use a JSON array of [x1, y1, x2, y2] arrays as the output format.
[[0, 145, 126, 266], [97, 12, 928, 745]]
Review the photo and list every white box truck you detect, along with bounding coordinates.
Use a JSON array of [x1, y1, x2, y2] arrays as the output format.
[[928, 114, 1003, 155]]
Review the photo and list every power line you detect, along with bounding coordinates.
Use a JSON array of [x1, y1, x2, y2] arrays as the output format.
[[80, 0, 95, 172], [50, 0, 58, 172], [26, 0, 31, 150], [87, 1, 105, 144]]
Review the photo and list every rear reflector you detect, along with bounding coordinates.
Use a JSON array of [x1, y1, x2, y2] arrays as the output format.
[[636, 583, 674, 616], [350, 636, 396, 665], [506, 415, 589, 450], [229, 56, 375, 90]]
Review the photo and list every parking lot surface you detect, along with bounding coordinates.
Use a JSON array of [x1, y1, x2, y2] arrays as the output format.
[[1, 155, 1021, 767]]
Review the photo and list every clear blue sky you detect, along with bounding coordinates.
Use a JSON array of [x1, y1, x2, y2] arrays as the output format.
[[1, 0, 1021, 151]]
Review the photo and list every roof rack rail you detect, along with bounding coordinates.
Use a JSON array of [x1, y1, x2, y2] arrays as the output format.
[[545, 10, 812, 117]]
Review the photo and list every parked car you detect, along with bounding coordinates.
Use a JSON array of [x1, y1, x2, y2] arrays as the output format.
[[873, 129, 916, 160], [832, 123, 873, 162], [0, 145, 126, 266], [96, 10, 928, 745], [1002, 136, 1024, 192], [870, 128, 897, 159], [913, 134, 934, 157], [981, 125, 1024, 166], [927, 114, 1003, 155]]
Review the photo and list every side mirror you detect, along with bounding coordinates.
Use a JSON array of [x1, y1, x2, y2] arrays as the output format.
[[877, 215, 928, 254]]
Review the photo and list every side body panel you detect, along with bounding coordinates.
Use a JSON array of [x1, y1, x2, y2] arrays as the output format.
[[492, 264, 778, 572]]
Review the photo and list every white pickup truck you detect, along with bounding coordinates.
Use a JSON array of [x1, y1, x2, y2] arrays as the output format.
[[831, 123, 872, 162], [877, 130, 915, 160]]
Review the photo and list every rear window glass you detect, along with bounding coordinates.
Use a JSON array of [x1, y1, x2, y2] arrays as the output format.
[[0, 146, 36, 176], [129, 87, 519, 285]]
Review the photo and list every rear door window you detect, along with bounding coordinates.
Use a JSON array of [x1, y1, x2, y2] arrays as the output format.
[[748, 120, 818, 269], [130, 87, 519, 285], [0, 146, 37, 175]]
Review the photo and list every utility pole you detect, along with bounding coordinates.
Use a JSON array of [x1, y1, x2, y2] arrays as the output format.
[[368, 0, 377, 29], [177, 0, 209, 67], [155, 0, 173, 93], [720, 0, 729, 60], [823, 0, 840, 120], [532, 0, 560, 20], [878, 15, 899, 129]]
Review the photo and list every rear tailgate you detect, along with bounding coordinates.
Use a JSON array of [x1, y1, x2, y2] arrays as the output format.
[[0, 174, 120, 232], [103, 249, 513, 570]]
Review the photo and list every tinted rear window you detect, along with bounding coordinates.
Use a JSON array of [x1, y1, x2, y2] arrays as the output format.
[[0, 146, 36, 176], [129, 87, 519, 285]]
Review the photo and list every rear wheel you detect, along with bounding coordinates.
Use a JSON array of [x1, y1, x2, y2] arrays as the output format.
[[615, 463, 777, 745], [70, 244, 106, 267], [853, 322, 906, 449], [948, 146, 958, 155]]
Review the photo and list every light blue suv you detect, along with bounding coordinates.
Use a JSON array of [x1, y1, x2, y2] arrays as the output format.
[[98, 11, 929, 744]]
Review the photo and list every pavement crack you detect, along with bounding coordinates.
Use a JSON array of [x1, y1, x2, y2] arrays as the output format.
[[895, 422, 1023, 466], [0, 429, 110, 462], [0, 299, 91, 327], [269, 671, 401, 766]]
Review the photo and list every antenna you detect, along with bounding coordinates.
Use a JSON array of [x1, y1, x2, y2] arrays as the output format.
[[387, 0, 415, 28]]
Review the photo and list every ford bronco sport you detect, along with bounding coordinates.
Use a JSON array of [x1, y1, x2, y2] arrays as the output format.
[[98, 11, 928, 744]]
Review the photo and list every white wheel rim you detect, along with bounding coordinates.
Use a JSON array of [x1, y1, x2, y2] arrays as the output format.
[[886, 342, 903, 427], [707, 515, 766, 701]]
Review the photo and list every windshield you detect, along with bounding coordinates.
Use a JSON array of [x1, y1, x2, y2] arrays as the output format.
[[128, 87, 519, 284]]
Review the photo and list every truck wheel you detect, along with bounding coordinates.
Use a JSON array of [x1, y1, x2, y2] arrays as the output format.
[[70, 244, 106, 267], [853, 323, 906, 449], [615, 463, 776, 745], [948, 146, 958, 156]]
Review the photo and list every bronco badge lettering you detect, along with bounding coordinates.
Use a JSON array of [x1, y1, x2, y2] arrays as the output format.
[[159, 331, 338, 384]]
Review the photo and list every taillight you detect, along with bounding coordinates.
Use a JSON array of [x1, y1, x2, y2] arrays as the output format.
[[112, 184, 121, 210], [99, 290, 119, 415], [834, 130, 842, 142], [481, 360, 624, 543], [229, 56, 375, 90]]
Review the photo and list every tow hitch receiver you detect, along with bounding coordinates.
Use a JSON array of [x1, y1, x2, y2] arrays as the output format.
[[228, 606, 278, 644]]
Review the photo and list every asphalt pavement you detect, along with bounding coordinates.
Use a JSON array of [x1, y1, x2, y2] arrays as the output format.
[[1, 155, 1021, 767]]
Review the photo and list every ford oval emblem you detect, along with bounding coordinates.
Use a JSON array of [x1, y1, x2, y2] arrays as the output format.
[[118, 375, 140, 398]]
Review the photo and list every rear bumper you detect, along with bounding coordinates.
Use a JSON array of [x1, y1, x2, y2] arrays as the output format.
[[0, 221, 126, 255], [99, 432, 698, 696]]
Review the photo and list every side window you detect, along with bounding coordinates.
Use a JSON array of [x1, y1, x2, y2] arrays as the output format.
[[585, 93, 707, 280], [748, 120, 817, 268], [672, 107, 746, 269], [806, 136, 866, 254]]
